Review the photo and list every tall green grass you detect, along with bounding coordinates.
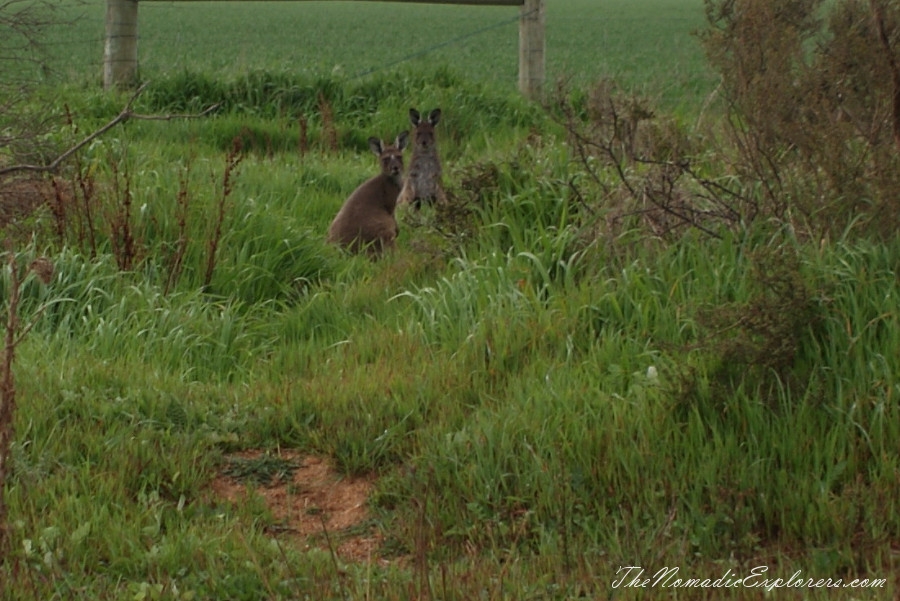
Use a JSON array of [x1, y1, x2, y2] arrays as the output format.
[[8, 223, 897, 597], [376, 231, 900, 574]]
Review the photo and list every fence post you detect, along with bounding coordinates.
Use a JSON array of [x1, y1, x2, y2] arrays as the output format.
[[518, 0, 544, 100], [103, 0, 139, 89]]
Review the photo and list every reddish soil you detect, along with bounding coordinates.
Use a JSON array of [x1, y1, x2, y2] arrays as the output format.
[[210, 450, 383, 562]]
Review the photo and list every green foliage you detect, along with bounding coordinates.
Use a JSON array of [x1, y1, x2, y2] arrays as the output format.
[[2, 250, 283, 383], [222, 454, 299, 487], [694, 236, 819, 400]]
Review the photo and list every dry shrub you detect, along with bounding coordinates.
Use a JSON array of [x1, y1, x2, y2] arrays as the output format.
[[699, 243, 817, 394], [554, 80, 731, 243], [0, 177, 66, 235], [665, 240, 821, 416], [700, 0, 900, 239], [557, 0, 900, 245]]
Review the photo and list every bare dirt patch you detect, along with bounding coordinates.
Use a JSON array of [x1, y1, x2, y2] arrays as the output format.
[[210, 449, 382, 562]]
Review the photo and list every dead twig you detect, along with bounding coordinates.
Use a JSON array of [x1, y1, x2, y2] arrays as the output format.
[[870, 0, 900, 153], [0, 247, 20, 559]]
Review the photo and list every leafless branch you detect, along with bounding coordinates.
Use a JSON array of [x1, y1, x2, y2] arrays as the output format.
[[0, 83, 220, 178]]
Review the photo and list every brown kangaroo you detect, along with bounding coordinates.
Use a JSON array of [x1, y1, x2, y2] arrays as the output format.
[[327, 132, 409, 257], [398, 108, 445, 209]]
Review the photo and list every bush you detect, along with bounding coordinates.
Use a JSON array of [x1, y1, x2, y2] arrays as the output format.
[[553, 1, 900, 246], [700, 0, 900, 239]]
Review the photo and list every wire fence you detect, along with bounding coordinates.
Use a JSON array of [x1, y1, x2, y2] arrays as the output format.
[[42, 3, 532, 86], [34, 2, 710, 109], [349, 8, 531, 81]]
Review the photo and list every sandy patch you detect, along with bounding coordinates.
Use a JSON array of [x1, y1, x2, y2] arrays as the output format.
[[211, 449, 382, 561]]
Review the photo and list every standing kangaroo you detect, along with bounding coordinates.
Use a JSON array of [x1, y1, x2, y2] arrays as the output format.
[[399, 108, 445, 209], [327, 132, 409, 257]]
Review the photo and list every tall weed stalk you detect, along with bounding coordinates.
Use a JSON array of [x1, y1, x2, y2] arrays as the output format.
[[0, 248, 52, 563], [204, 136, 244, 290], [164, 157, 193, 295]]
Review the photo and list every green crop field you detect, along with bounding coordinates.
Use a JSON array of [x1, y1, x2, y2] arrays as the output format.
[[1, 0, 899, 599], [47, 0, 715, 110]]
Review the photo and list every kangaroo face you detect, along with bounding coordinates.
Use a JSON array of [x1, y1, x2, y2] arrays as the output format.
[[381, 147, 404, 177], [409, 108, 441, 152], [369, 131, 409, 181]]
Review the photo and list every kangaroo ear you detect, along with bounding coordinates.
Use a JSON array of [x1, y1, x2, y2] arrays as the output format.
[[368, 137, 384, 155], [428, 108, 441, 126], [396, 131, 409, 151], [409, 108, 421, 126]]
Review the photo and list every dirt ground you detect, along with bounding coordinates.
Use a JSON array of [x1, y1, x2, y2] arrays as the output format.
[[210, 449, 383, 562]]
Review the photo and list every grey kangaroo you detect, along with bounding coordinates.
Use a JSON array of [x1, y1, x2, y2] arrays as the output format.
[[327, 132, 409, 257], [398, 108, 445, 209]]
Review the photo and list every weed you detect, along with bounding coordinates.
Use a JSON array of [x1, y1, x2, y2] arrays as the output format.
[[0, 247, 54, 562], [163, 157, 193, 295], [223, 454, 300, 487], [204, 136, 244, 290]]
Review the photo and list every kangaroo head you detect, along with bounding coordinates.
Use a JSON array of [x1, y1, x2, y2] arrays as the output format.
[[409, 108, 441, 152], [369, 131, 409, 181]]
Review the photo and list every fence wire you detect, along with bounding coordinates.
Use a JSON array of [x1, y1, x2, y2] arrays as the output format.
[[41, 4, 533, 83], [349, 7, 532, 80]]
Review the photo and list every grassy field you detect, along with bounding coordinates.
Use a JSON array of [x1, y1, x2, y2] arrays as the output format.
[[46, 0, 715, 110], [2, 0, 899, 599]]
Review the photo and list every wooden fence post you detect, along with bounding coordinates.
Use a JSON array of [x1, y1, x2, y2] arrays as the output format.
[[518, 0, 544, 100], [103, 0, 139, 89], [104, 0, 543, 98]]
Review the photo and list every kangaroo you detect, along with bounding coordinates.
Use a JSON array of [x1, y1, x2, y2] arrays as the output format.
[[327, 132, 409, 257], [398, 108, 445, 209]]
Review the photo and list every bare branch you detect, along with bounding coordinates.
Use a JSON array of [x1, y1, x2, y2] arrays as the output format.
[[0, 83, 220, 178]]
